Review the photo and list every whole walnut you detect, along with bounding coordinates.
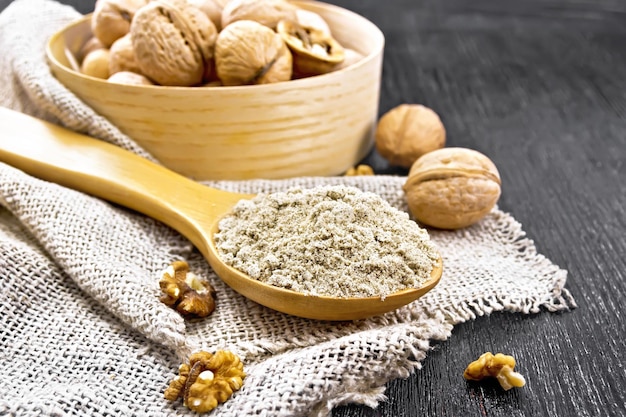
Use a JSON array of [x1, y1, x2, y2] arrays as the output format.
[[221, 0, 297, 30], [131, 0, 218, 86], [81, 48, 111, 79], [188, 0, 224, 30], [77, 36, 105, 63], [109, 33, 141, 75], [91, 0, 148, 47], [215, 20, 292, 86], [108, 71, 155, 85], [403, 147, 502, 230], [375, 104, 446, 168]]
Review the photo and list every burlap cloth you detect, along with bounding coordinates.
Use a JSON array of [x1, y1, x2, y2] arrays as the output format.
[[0, 1, 576, 415]]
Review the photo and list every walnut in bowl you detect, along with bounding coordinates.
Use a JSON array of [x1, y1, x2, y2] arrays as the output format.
[[46, 0, 385, 180]]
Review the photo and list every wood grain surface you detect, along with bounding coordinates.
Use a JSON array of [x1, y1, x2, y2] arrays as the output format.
[[1, 0, 624, 415]]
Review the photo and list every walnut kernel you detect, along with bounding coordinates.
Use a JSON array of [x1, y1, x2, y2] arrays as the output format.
[[159, 260, 216, 317], [345, 164, 374, 176], [375, 104, 446, 168], [164, 350, 246, 413], [464, 352, 526, 390], [403, 147, 501, 230]]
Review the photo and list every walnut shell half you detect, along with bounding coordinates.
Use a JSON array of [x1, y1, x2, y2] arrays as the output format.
[[215, 20, 292, 86], [403, 147, 501, 229], [277, 19, 344, 77]]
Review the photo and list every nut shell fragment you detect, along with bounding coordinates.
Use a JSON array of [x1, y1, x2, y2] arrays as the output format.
[[403, 147, 501, 229], [215, 20, 292, 85]]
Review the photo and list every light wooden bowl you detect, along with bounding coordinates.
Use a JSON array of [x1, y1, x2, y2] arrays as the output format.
[[46, 1, 384, 180]]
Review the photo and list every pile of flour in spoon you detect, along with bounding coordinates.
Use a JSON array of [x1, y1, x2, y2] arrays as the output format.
[[214, 185, 439, 298]]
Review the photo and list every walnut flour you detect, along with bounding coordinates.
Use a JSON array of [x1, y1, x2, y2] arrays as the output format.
[[214, 185, 439, 298]]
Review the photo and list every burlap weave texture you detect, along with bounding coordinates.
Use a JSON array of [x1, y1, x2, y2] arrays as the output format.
[[0, 1, 575, 416]]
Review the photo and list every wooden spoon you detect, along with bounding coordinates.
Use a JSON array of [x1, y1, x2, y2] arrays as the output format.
[[0, 107, 442, 320]]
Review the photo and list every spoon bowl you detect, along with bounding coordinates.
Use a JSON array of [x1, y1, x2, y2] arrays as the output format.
[[0, 107, 442, 320]]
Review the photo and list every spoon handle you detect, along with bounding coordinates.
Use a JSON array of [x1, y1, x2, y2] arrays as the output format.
[[0, 107, 234, 242]]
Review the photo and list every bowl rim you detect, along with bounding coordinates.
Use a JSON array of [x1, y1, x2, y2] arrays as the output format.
[[46, 0, 385, 92]]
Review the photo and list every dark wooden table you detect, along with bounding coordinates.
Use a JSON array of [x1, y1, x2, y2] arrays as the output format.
[[3, 0, 624, 415]]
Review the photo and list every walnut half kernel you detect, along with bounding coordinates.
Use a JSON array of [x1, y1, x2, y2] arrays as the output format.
[[164, 350, 246, 413], [159, 260, 216, 317], [463, 352, 526, 391], [344, 164, 374, 176]]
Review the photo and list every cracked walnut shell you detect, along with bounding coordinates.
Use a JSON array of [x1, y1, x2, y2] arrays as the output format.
[[403, 147, 501, 230], [215, 20, 292, 86], [130, 0, 218, 86], [164, 350, 246, 413], [376, 104, 446, 168], [277, 19, 344, 77]]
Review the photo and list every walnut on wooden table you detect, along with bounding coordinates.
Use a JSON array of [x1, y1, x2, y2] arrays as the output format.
[[403, 147, 501, 230]]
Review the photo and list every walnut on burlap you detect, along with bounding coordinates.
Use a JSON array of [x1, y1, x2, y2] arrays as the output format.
[[0, 1, 575, 416]]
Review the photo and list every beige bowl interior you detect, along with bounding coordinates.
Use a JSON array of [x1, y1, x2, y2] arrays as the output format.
[[46, 1, 385, 180]]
